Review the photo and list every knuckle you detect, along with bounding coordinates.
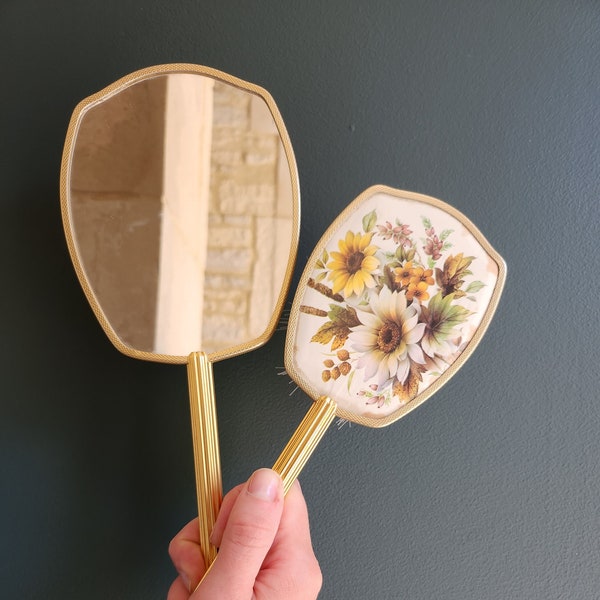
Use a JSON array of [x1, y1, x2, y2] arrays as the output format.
[[226, 519, 273, 554]]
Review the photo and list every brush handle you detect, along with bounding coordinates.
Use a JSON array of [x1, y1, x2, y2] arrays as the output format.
[[273, 396, 338, 495]]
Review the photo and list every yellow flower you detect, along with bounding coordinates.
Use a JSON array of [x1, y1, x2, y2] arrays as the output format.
[[406, 281, 430, 303], [394, 261, 414, 287], [404, 265, 434, 303], [327, 231, 379, 297], [409, 266, 434, 287]]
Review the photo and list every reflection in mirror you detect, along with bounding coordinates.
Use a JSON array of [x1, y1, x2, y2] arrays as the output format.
[[68, 73, 296, 359]]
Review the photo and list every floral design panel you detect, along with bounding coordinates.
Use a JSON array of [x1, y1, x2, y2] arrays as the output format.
[[288, 190, 501, 423]]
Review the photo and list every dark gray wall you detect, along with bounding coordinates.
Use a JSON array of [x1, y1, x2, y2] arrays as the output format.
[[1, 2, 599, 598]]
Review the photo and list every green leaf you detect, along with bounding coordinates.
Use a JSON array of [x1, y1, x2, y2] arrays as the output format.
[[362, 210, 377, 232], [427, 291, 443, 311], [424, 292, 471, 342], [440, 229, 453, 241], [311, 321, 338, 344], [421, 215, 432, 229], [465, 280, 486, 293], [328, 304, 361, 327], [347, 370, 355, 392], [311, 321, 351, 349], [310, 304, 360, 348]]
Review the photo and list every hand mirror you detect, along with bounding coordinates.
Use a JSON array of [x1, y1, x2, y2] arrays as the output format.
[[60, 64, 299, 563], [273, 185, 505, 492]]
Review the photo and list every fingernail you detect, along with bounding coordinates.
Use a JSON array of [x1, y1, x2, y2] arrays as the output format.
[[247, 469, 281, 502]]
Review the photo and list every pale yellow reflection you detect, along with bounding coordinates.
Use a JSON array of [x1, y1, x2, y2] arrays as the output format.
[[154, 75, 213, 354]]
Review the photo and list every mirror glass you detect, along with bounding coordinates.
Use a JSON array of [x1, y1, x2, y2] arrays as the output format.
[[64, 70, 298, 360]]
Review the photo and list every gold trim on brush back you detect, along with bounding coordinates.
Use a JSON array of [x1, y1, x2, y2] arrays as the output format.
[[284, 185, 506, 429]]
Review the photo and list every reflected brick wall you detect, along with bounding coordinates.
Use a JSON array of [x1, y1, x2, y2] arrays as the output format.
[[202, 82, 293, 352]]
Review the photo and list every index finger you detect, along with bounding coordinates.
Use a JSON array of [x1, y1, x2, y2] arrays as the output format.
[[168, 518, 206, 593]]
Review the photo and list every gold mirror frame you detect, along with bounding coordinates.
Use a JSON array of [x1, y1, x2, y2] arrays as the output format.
[[60, 63, 300, 366]]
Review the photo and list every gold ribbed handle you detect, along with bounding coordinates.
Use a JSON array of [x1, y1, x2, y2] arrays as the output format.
[[187, 351, 222, 567], [273, 396, 337, 495]]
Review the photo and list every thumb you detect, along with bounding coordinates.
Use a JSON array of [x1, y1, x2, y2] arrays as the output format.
[[196, 469, 284, 597]]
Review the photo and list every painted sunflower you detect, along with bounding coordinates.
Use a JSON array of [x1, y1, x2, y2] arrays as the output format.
[[350, 286, 426, 388], [327, 231, 379, 297]]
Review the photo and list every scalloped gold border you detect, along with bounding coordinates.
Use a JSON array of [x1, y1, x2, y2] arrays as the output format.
[[284, 185, 506, 428], [60, 64, 300, 365]]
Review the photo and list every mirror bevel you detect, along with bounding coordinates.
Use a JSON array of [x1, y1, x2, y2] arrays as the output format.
[[60, 63, 300, 365]]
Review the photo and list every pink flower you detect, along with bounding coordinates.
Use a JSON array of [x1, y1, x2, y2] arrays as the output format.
[[377, 221, 413, 247], [423, 235, 443, 260], [365, 395, 386, 408]]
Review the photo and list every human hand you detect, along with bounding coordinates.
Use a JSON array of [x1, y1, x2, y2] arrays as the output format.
[[168, 469, 322, 599]]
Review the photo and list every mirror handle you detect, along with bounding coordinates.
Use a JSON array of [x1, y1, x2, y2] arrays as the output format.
[[273, 396, 337, 495], [187, 351, 222, 567]]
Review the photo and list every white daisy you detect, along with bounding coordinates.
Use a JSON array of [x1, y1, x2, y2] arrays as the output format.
[[350, 286, 426, 388]]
